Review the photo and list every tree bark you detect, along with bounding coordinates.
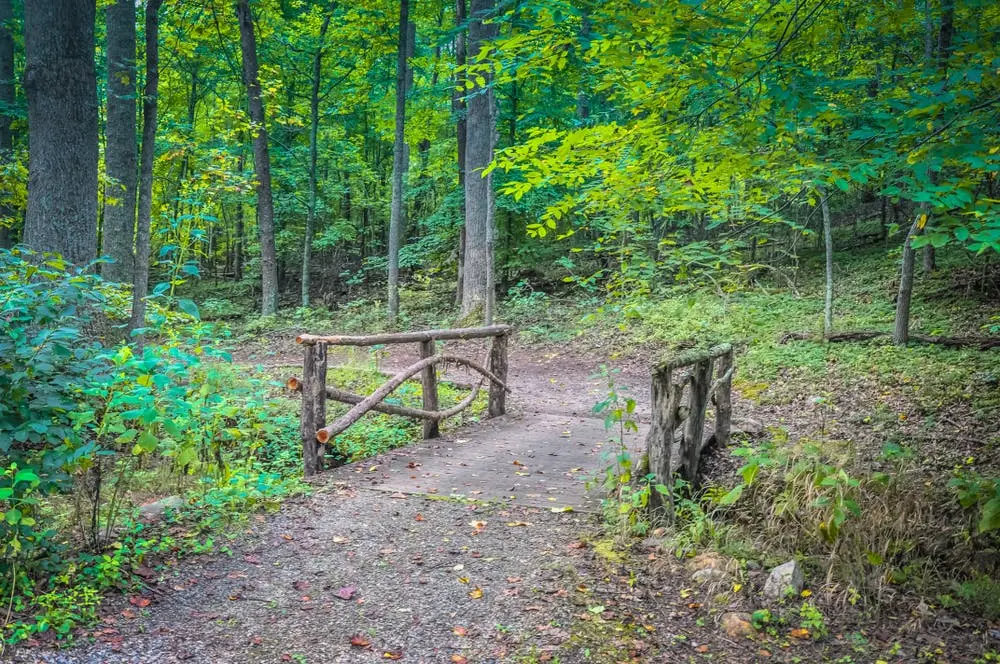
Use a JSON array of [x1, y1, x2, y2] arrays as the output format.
[[129, 0, 163, 347], [461, 0, 497, 319], [101, 0, 137, 282], [893, 213, 924, 345], [454, 0, 467, 307], [22, 0, 99, 265], [387, 0, 410, 324], [303, 8, 333, 308], [237, 0, 279, 316], [0, 0, 14, 248], [821, 192, 833, 335]]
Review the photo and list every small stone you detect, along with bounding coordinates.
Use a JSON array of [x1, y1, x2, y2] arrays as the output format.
[[763, 560, 804, 600], [692, 568, 727, 584], [138, 496, 185, 523], [732, 419, 765, 437], [721, 612, 755, 639]]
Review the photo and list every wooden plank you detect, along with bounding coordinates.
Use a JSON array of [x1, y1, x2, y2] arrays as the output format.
[[297, 324, 513, 347], [488, 332, 508, 417], [419, 340, 440, 439]]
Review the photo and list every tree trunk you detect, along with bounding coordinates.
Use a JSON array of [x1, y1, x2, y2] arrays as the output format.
[[821, 192, 833, 335], [129, 0, 163, 347], [387, 0, 410, 324], [0, 0, 14, 249], [22, 0, 99, 265], [461, 0, 497, 319], [303, 9, 333, 308], [237, 0, 279, 316], [454, 0, 467, 307], [101, 0, 137, 282], [893, 212, 924, 345]]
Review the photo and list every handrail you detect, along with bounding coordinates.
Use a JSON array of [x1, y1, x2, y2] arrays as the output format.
[[293, 326, 512, 476], [296, 324, 512, 346]]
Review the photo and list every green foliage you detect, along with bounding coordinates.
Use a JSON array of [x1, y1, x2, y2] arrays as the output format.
[[949, 471, 1000, 535]]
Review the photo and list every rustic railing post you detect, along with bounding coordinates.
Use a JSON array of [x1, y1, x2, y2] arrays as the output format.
[[488, 331, 508, 417], [647, 368, 673, 523], [312, 343, 328, 470], [300, 342, 320, 476], [419, 339, 440, 439], [680, 359, 713, 483], [714, 349, 733, 449]]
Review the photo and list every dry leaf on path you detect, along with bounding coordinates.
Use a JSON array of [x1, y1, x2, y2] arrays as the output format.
[[469, 587, 484, 599]]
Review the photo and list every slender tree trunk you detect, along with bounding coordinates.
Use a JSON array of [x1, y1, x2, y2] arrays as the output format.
[[237, 0, 279, 316], [22, 0, 99, 265], [387, 0, 410, 324], [102, 0, 137, 282], [461, 0, 497, 319], [454, 0, 467, 307], [129, 0, 163, 346], [893, 211, 925, 345], [821, 192, 833, 335], [303, 9, 333, 308], [0, 0, 14, 249], [234, 137, 246, 281]]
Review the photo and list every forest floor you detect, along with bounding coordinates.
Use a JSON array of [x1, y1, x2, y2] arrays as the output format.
[[10, 334, 999, 663]]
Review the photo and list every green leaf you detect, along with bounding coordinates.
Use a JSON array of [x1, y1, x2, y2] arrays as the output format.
[[718, 484, 744, 506], [978, 497, 1000, 534], [178, 299, 200, 320]]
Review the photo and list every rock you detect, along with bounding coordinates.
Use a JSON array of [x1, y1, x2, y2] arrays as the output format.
[[732, 418, 765, 437], [692, 568, 727, 584], [720, 612, 755, 639], [763, 560, 804, 600], [641, 536, 668, 551], [138, 495, 186, 523]]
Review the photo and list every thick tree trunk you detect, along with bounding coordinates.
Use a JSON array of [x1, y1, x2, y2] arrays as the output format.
[[387, 0, 410, 324], [821, 192, 833, 335], [22, 0, 99, 265], [461, 0, 497, 319], [0, 0, 14, 249], [303, 10, 333, 308], [101, 0, 137, 282], [454, 0, 467, 307], [237, 0, 279, 316], [893, 213, 924, 345], [129, 0, 163, 346]]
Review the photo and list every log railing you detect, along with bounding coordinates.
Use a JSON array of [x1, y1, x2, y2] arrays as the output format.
[[290, 325, 512, 476], [646, 343, 734, 523]]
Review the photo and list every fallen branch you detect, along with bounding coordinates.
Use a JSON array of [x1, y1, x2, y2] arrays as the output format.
[[779, 330, 1000, 350], [286, 377, 483, 421], [314, 354, 509, 443]]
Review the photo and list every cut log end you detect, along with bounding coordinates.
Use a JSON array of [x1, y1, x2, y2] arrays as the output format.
[[286, 377, 301, 391], [316, 429, 330, 444]]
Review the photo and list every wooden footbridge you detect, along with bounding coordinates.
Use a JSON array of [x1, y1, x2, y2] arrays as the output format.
[[287, 326, 735, 517]]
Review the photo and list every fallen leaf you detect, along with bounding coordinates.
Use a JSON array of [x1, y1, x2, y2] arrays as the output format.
[[332, 536, 349, 544], [335, 586, 358, 600], [350, 634, 372, 648], [790, 628, 810, 639], [458, 576, 470, 584], [469, 587, 484, 599], [128, 596, 151, 608], [281, 534, 293, 541], [550, 506, 573, 513], [415, 514, 426, 522], [292, 580, 310, 592], [469, 520, 486, 531], [696, 645, 710, 653], [506, 521, 531, 527], [451, 656, 468, 664], [244, 554, 263, 565], [383, 649, 403, 660], [453, 626, 468, 636], [121, 609, 137, 619], [507, 577, 522, 583]]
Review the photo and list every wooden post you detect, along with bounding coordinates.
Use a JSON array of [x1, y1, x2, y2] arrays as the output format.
[[714, 350, 733, 449], [680, 359, 713, 484], [301, 344, 319, 476], [488, 332, 508, 417], [419, 339, 440, 439], [312, 343, 328, 469], [647, 369, 673, 523]]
